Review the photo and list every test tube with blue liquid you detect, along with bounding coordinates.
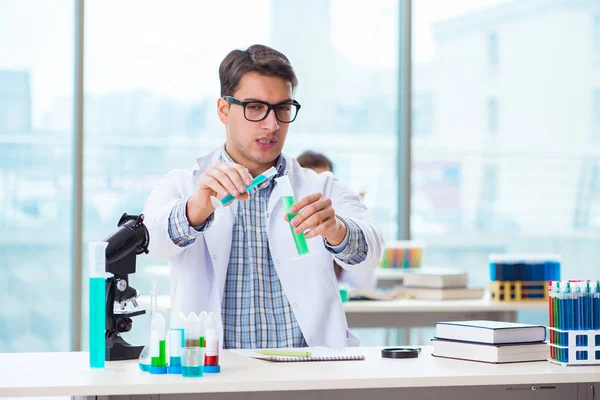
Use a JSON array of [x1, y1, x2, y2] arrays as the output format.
[[88, 241, 108, 368], [168, 312, 186, 374], [590, 281, 600, 340], [275, 175, 310, 257], [549, 281, 554, 361], [210, 166, 278, 209], [182, 312, 203, 378]]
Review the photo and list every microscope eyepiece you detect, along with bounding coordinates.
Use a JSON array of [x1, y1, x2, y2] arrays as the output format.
[[103, 213, 149, 275]]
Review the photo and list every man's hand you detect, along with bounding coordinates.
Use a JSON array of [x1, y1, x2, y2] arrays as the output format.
[[187, 162, 253, 226], [285, 192, 347, 246]]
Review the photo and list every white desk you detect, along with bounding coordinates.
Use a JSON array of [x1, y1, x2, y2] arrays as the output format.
[[139, 295, 548, 328], [0, 347, 597, 400], [344, 296, 548, 328]]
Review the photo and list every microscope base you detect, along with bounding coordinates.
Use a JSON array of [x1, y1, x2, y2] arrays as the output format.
[[106, 334, 144, 361]]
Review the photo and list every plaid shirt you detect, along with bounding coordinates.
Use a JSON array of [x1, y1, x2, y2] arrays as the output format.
[[168, 149, 368, 349]]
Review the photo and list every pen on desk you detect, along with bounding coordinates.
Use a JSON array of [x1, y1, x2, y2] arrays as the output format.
[[256, 350, 312, 357]]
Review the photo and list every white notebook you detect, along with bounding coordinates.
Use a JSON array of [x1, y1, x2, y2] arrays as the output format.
[[232, 347, 365, 363]]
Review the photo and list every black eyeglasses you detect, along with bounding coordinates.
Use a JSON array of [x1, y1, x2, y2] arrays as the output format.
[[223, 96, 301, 123]]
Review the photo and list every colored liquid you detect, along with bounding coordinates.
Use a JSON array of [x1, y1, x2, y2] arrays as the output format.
[[592, 293, 600, 330], [139, 363, 150, 372], [89, 277, 105, 368], [381, 247, 422, 269], [205, 339, 219, 367], [151, 340, 166, 367], [220, 174, 268, 205], [282, 196, 309, 256], [490, 261, 561, 282], [170, 356, 182, 367], [182, 366, 203, 377], [205, 355, 219, 366], [548, 291, 555, 358], [340, 288, 348, 303], [549, 282, 600, 363]]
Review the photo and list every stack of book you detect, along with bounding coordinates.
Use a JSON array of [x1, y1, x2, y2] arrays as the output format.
[[432, 320, 548, 364], [395, 267, 484, 300]]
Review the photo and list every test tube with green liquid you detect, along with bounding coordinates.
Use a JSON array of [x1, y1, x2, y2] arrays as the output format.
[[149, 284, 167, 374], [88, 241, 108, 368], [210, 166, 278, 209], [275, 175, 310, 256]]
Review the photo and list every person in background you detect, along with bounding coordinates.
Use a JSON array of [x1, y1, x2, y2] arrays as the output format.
[[296, 151, 333, 175], [297, 150, 376, 292]]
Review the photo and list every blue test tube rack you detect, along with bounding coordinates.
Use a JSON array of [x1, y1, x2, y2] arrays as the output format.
[[489, 254, 561, 302], [548, 280, 600, 366], [548, 328, 600, 366]]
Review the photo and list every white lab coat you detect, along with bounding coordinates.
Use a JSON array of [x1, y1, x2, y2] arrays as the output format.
[[142, 147, 384, 348], [336, 261, 376, 291]]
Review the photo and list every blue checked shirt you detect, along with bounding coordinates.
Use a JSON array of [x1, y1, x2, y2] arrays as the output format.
[[168, 148, 368, 349]]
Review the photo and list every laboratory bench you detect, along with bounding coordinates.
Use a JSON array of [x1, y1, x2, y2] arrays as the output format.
[[0, 346, 597, 400]]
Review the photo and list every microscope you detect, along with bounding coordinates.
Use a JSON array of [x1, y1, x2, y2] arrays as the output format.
[[103, 213, 149, 361]]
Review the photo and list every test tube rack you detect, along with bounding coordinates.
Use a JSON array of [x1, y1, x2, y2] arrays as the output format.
[[547, 327, 600, 366], [380, 242, 423, 269], [489, 280, 549, 302]]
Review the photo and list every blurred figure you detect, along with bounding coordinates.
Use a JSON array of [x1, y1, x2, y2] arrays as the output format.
[[297, 151, 334, 174], [297, 150, 375, 291]]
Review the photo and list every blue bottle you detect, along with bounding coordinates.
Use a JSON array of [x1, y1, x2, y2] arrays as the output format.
[[88, 241, 108, 368]]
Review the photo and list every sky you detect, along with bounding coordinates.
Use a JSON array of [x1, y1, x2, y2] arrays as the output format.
[[0, 0, 512, 127]]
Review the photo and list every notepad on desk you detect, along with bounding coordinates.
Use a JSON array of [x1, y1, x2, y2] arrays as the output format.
[[232, 347, 365, 362]]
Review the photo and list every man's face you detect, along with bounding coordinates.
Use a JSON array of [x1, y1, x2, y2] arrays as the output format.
[[218, 72, 294, 174]]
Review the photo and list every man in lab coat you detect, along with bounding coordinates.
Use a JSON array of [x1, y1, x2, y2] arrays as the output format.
[[143, 44, 384, 349]]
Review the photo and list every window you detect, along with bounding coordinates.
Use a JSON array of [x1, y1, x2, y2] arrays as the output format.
[[593, 89, 600, 136], [488, 97, 499, 134], [413, 0, 600, 301], [413, 93, 434, 136], [487, 32, 499, 68], [84, 0, 398, 346], [475, 164, 498, 231], [0, 0, 73, 352], [594, 15, 600, 60]]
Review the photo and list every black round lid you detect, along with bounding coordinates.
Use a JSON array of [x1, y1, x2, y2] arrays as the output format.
[[381, 347, 420, 359]]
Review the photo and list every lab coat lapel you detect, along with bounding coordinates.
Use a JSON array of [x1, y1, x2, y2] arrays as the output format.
[[268, 180, 282, 215], [193, 147, 235, 304], [203, 202, 237, 303]]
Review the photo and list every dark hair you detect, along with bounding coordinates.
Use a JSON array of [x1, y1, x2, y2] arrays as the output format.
[[219, 44, 298, 97], [297, 151, 334, 173]]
